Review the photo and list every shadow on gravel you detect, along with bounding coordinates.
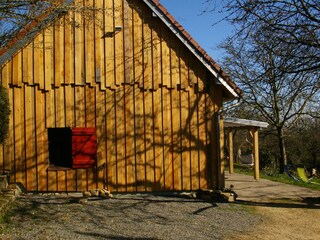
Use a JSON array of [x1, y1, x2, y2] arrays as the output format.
[[235, 197, 320, 209], [1, 193, 261, 240], [103, 194, 220, 220], [74, 231, 159, 240]]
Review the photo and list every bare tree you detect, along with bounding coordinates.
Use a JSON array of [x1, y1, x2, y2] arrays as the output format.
[[221, 34, 319, 173], [205, 0, 320, 74], [0, 1, 59, 46], [203, 0, 320, 172]]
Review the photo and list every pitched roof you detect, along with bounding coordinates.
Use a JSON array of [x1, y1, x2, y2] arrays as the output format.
[[0, 0, 242, 98], [145, 0, 241, 98]]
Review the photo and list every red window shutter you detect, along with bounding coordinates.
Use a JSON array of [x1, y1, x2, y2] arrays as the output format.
[[72, 128, 97, 169]]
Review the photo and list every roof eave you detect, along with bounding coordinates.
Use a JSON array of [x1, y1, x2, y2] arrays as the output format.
[[144, 0, 241, 99]]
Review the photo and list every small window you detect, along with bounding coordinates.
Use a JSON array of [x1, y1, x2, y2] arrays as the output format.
[[48, 128, 72, 168], [48, 127, 97, 169]]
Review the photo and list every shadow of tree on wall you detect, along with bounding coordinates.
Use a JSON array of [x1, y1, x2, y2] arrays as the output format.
[[0, 0, 221, 193]]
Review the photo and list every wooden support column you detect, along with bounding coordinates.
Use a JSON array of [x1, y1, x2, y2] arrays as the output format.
[[227, 128, 234, 174], [251, 128, 260, 180], [219, 115, 225, 189], [209, 85, 224, 190], [210, 113, 221, 189]]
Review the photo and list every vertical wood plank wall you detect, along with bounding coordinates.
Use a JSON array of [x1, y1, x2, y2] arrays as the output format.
[[0, 0, 223, 192]]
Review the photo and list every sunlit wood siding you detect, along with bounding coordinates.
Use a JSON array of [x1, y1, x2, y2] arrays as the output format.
[[0, 0, 224, 192]]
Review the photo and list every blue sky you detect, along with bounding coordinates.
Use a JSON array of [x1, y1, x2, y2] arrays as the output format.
[[160, 0, 233, 63]]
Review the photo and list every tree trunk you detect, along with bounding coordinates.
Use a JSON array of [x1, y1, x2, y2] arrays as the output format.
[[277, 127, 287, 173]]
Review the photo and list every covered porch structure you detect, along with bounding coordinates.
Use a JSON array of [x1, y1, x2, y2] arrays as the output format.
[[224, 117, 268, 180]]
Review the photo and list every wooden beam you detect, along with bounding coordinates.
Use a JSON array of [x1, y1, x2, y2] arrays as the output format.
[[227, 128, 234, 174], [219, 113, 225, 188], [251, 128, 260, 180]]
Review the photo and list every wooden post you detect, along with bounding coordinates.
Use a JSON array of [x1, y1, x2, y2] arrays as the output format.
[[209, 85, 223, 190], [227, 128, 234, 174], [219, 115, 225, 189], [251, 128, 260, 180]]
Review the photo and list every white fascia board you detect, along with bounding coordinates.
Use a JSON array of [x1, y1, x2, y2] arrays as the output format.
[[143, 0, 239, 98], [224, 117, 269, 128]]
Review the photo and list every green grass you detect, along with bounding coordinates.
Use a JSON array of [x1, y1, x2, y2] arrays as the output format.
[[228, 164, 320, 191]]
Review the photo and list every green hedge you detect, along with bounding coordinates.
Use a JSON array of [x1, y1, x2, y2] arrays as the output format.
[[0, 86, 10, 144]]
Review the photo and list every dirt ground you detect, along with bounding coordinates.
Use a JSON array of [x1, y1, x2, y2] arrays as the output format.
[[1, 173, 319, 239], [225, 173, 320, 240]]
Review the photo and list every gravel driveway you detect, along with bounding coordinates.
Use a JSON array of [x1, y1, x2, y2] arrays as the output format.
[[0, 192, 261, 240]]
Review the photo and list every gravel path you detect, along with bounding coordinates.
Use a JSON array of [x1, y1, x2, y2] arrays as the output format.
[[0, 193, 261, 240]]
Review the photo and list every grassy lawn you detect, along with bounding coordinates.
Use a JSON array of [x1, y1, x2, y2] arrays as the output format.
[[228, 164, 320, 191]]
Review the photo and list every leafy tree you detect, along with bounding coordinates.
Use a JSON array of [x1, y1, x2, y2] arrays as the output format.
[[286, 117, 320, 170], [0, 86, 10, 144]]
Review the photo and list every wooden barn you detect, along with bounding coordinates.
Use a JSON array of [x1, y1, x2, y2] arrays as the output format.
[[0, 0, 241, 193]]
